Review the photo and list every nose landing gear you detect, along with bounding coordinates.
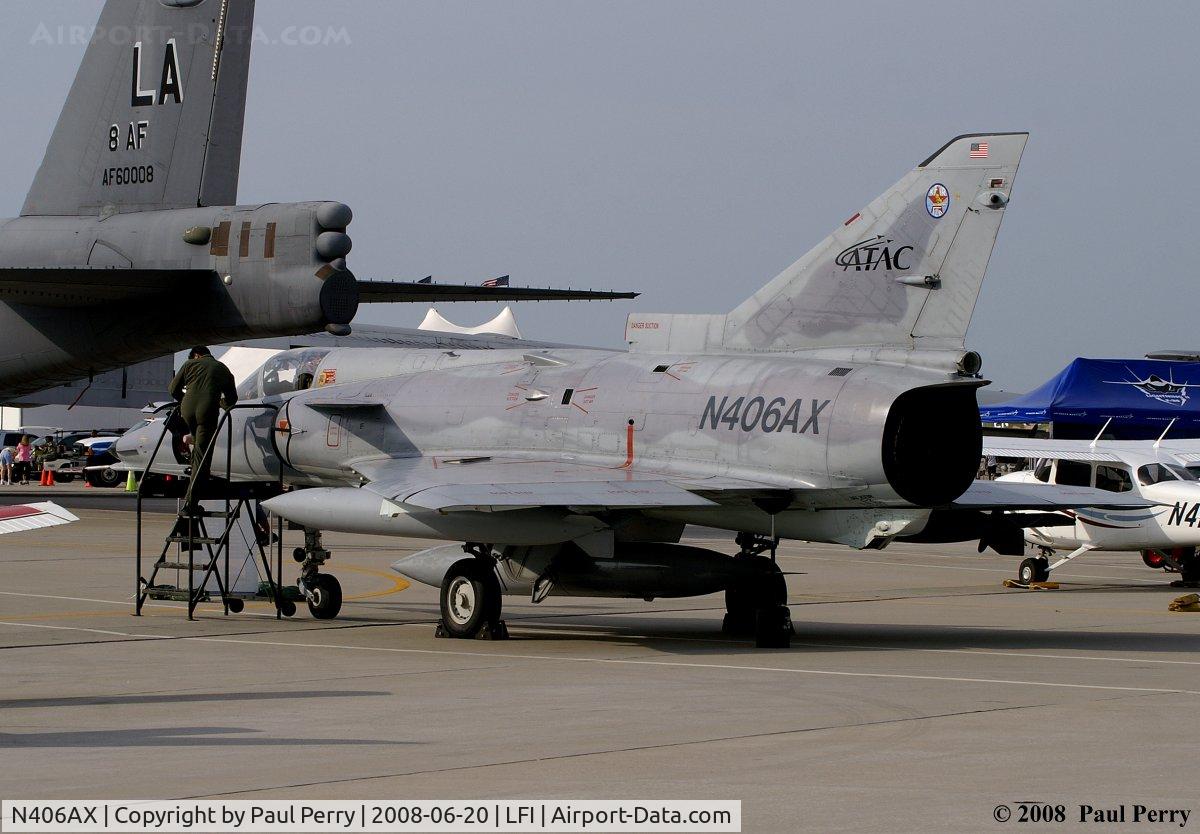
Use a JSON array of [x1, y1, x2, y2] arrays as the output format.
[[295, 528, 342, 620]]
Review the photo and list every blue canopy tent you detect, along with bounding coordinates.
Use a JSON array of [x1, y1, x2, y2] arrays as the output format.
[[979, 358, 1200, 439]]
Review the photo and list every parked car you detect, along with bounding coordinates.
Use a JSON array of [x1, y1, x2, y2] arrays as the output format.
[[43, 436, 124, 487]]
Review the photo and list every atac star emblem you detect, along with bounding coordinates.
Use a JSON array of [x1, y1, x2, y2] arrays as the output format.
[[925, 183, 949, 218]]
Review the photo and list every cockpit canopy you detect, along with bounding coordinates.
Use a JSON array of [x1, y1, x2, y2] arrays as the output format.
[[238, 348, 331, 399]]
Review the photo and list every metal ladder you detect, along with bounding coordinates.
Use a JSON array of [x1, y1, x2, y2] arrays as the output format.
[[134, 402, 288, 620]]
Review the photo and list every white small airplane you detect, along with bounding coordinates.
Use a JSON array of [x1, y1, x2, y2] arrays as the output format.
[[983, 427, 1200, 586]]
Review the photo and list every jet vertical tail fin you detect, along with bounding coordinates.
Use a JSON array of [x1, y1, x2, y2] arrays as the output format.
[[626, 132, 1028, 356], [21, 0, 255, 216]]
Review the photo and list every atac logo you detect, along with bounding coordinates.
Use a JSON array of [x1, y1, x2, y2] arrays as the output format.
[[925, 183, 949, 218], [835, 235, 914, 272]]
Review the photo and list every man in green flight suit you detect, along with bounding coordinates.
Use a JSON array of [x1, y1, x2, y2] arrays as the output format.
[[168, 346, 238, 497]]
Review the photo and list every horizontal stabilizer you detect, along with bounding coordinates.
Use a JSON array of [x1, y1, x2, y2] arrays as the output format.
[[359, 280, 637, 303], [0, 268, 220, 307]]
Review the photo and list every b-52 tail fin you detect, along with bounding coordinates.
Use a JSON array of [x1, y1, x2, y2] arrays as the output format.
[[626, 132, 1028, 355], [22, 0, 255, 216]]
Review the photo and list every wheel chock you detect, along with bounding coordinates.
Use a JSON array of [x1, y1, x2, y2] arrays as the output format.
[[1169, 593, 1200, 612], [1003, 579, 1060, 590], [434, 619, 449, 638], [477, 619, 510, 640]]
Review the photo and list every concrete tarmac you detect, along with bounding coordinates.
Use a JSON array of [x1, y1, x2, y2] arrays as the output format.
[[1, 501, 1199, 832]]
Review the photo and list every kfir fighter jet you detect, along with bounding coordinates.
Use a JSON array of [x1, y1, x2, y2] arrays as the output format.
[[0, 0, 630, 403], [118, 131, 1143, 646]]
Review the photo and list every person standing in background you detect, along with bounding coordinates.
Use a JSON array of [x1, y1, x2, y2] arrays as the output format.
[[0, 445, 12, 485], [14, 436, 33, 485]]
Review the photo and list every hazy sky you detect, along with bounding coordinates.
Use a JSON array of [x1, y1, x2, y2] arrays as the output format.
[[2, 1, 1196, 392]]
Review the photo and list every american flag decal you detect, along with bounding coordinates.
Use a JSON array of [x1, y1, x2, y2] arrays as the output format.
[[969, 141, 989, 158]]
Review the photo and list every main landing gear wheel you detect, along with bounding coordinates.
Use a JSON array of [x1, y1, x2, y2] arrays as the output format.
[[307, 573, 343, 620], [1143, 550, 1167, 570], [755, 605, 793, 649], [722, 586, 758, 637], [438, 558, 503, 639], [723, 555, 792, 647], [1018, 556, 1050, 584]]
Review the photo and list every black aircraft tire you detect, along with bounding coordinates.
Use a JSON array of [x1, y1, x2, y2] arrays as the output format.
[[1019, 557, 1050, 584], [226, 598, 245, 614], [440, 559, 501, 639], [1035, 557, 1051, 582], [1181, 555, 1200, 586], [307, 574, 343, 620], [721, 610, 756, 637], [726, 560, 787, 609], [726, 564, 787, 637], [754, 605, 793, 649]]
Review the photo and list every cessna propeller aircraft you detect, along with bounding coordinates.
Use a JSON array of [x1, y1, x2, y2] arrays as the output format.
[[0, 0, 630, 403], [982, 434, 1200, 586], [117, 130, 1156, 647]]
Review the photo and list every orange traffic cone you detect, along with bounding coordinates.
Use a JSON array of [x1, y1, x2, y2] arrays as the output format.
[[83, 478, 93, 488], [39, 469, 48, 486], [44, 469, 54, 486]]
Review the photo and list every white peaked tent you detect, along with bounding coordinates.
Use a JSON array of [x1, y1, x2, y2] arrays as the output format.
[[418, 306, 522, 339]]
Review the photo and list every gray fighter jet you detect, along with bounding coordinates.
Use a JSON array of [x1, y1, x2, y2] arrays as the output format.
[[0, 0, 631, 403], [118, 130, 1152, 647]]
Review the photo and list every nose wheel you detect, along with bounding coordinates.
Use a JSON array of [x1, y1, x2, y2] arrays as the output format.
[[305, 573, 342, 619], [294, 529, 342, 619]]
